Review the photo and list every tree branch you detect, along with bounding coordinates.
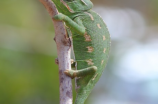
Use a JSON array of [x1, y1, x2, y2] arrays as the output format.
[[39, 0, 72, 104]]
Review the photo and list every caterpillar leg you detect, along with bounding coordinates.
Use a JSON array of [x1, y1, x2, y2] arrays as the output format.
[[53, 13, 85, 35], [64, 66, 97, 79]]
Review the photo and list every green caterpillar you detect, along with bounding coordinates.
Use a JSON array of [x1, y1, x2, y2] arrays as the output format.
[[52, 0, 110, 103]]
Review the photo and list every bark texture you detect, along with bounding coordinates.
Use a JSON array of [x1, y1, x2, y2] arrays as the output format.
[[39, 0, 72, 104]]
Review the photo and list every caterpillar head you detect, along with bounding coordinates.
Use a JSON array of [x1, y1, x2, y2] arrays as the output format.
[[61, 0, 93, 13]]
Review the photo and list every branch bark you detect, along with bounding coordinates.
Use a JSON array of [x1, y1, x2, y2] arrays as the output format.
[[39, 0, 72, 104]]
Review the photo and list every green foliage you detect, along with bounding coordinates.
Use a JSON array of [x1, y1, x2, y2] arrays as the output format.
[[0, 48, 59, 104], [0, 1, 60, 103]]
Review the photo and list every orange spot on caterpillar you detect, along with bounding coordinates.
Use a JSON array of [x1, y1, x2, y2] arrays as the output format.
[[85, 12, 94, 20], [97, 24, 101, 29], [84, 33, 92, 42], [86, 46, 94, 53], [103, 48, 106, 53], [61, 0, 74, 13], [86, 59, 94, 65], [103, 36, 106, 40], [81, 0, 87, 5], [101, 60, 104, 65], [92, 73, 98, 80]]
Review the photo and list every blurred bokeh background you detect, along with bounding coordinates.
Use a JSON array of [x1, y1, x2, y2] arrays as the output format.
[[0, 0, 158, 104]]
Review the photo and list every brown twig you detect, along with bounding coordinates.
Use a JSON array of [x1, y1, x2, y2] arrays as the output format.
[[39, 0, 72, 104]]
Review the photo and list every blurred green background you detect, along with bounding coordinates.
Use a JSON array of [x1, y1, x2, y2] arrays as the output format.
[[0, 0, 158, 104]]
